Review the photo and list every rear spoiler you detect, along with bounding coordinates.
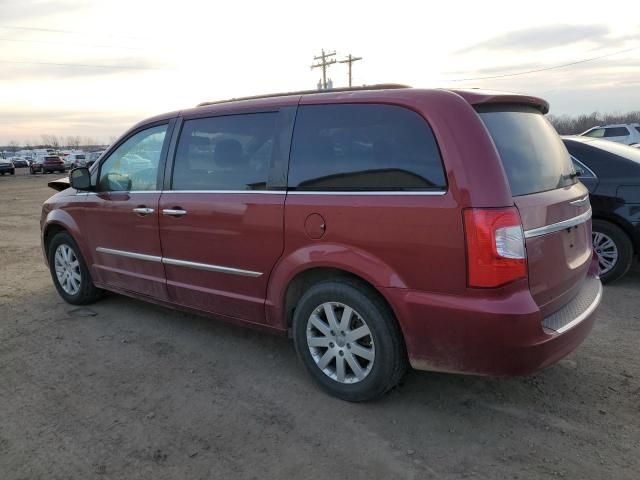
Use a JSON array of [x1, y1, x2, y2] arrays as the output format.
[[48, 177, 70, 192]]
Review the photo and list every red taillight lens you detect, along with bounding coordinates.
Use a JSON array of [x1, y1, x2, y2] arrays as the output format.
[[463, 207, 527, 288]]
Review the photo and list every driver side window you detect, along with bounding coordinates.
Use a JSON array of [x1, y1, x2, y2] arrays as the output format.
[[98, 125, 168, 192]]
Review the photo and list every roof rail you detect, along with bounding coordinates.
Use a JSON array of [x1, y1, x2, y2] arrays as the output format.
[[196, 83, 411, 107]]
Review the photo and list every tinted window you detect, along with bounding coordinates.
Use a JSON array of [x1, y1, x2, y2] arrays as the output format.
[[98, 124, 167, 192], [604, 127, 630, 138], [636, 127, 640, 134], [288, 104, 446, 191], [172, 113, 277, 191], [478, 109, 576, 196], [76, 155, 85, 160]]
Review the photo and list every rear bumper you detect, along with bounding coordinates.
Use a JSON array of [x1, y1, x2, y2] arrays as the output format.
[[384, 273, 601, 376]]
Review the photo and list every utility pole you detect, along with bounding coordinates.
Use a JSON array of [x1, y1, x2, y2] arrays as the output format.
[[311, 49, 336, 89], [338, 54, 362, 87]]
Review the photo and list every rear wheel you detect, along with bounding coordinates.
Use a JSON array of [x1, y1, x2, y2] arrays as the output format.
[[48, 231, 102, 305], [292, 279, 406, 402], [592, 219, 633, 283]]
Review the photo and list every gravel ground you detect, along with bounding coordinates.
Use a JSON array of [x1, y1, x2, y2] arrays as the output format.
[[1, 171, 639, 480]]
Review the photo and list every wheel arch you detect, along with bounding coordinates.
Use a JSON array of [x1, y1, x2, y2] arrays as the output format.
[[42, 211, 91, 266], [265, 246, 407, 334]]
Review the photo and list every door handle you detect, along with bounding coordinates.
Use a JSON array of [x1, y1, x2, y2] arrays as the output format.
[[133, 207, 155, 215], [162, 208, 187, 217]]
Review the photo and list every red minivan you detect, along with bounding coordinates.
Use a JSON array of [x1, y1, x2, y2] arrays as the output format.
[[41, 86, 601, 401]]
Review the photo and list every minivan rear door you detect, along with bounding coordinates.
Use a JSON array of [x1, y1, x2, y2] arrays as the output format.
[[478, 107, 593, 316]]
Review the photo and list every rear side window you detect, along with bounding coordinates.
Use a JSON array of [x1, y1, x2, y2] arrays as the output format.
[[478, 108, 576, 196], [636, 126, 640, 134], [288, 104, 446, 191], [172, 112, 277, 191], [604, 127, 630, 137]]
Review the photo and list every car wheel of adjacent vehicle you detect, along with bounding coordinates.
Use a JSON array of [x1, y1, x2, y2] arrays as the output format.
[[48, 231, 102, 305], [292, 279, 406, 402], [592, 219, 633, 283]]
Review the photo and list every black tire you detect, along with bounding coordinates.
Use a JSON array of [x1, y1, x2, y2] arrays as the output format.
[[47, 231, 102, 305], [292, 279, 406, 402], [592, 219, 633, 283], [10, 170, 15, 175]]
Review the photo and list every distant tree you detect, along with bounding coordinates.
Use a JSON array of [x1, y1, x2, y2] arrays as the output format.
[[548, 111, 640, 135], [66, 135, 81, 148], [41, 134, 60, 148], [8, 140, 19, 152]]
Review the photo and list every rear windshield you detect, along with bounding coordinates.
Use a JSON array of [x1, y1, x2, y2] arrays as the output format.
[[478, 107, 576, 196], [75, 155, 86, 159], [44, 156, 60, 161]]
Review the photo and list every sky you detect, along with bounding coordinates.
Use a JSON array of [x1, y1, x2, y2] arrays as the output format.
[[0, 0, 638, 144]]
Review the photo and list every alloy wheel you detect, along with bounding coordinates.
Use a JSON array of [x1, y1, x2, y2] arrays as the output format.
[[593, 231, 618, 275], [54, 244, 82, 295], [306, 301, 375, 384]]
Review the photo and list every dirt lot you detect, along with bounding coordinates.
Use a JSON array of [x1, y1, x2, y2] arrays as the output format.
[[0, 171, 638, 479]]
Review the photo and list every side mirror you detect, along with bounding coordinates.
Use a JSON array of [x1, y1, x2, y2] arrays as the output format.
[[70, 167, 92, 190]]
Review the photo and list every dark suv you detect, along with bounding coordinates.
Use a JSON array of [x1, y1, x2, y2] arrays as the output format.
[[41, 86, 601, 401]]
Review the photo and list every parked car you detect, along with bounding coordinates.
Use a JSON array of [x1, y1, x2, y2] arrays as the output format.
[[563, 136, 640, 282], [67, 153, 87, 168], [8, 156, 28, 168], [31, 155, 65, 174], [0, 158, 15, 175], [41, 86, 601, 401], [580, 123, 640, 145], [85, 150, 105, 168]]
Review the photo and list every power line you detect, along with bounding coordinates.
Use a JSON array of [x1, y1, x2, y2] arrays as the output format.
[[0, 59, 164, 70], [449, 45, 640, 82], [0, 37, 144, 50], [0, 24, 143, 40]]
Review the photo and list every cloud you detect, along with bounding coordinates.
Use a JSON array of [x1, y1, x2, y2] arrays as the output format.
[[0, 56, 170, 80], [0, 0, 88, 24], [0, 109, 148, 143], [447, 56, 640, 78], [456, 24, 612, 53]]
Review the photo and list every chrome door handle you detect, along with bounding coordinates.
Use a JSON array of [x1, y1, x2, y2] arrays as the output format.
[[162, 208, 187, 217], [133, 207, 155, 215]]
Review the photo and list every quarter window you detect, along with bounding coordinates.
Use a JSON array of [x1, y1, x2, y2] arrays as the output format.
[[288, 104, 447, 191], [604, 127, 630, 137], [172, 113, 277, 191], [98, 125, 167, 191]]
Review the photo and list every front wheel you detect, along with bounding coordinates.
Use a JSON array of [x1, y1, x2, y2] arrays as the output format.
[[292, 279, 406, 402], [592, 219, 633, 283], [48, 231, 102, 305]]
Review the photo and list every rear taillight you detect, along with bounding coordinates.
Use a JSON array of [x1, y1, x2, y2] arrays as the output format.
[[463, 207, 527, 288]]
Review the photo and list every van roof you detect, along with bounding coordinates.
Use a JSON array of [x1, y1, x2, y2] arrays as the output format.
[[127, 86, 550, 135], [195, 85, 549, 114]]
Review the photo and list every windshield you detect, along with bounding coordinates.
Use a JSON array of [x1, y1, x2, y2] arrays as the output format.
[[478, 107, 576, 196]]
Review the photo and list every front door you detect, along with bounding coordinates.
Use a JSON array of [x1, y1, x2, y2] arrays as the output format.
[[84, 123, 171, 300], [158, 111, 287, 322]]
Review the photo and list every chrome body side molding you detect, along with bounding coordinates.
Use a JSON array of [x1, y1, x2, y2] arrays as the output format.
[[96, 247, 262, 277]]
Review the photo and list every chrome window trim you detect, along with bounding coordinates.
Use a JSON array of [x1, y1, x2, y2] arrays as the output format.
[[555, 280, 602, 334], [161, 257, 262, 277], [96, 247, 162, 263], [164, 190, 285, 194], [95, 247, 262, 277], [80, 190, 447, 196], [286, 190, 447, 196], [524, 208, 592, 239]]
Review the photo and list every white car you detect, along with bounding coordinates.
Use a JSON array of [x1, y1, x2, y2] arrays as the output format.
[[581, 123, 640, 145]]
